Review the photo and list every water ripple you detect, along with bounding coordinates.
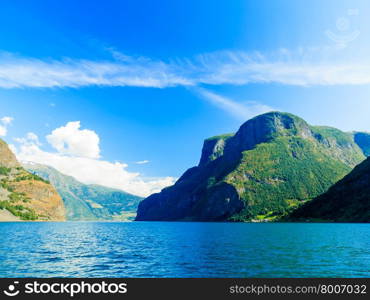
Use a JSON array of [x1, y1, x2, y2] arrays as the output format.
[[0, 222, 369, 277]]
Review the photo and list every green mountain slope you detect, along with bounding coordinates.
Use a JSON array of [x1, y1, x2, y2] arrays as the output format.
[[24, 163, 142, 221], [136, 112, 366, 222], [288, 156, 370, 222]]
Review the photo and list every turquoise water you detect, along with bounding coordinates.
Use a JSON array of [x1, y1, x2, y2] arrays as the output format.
[[0, 222, 369, 278]]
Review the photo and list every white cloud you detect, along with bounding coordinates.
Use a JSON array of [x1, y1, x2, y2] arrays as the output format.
[[13, 125, 175, 197], [0, 47, 370, 89], [0, 126, 6, 137], [135, 160, 150, 165], [1, 116, 13, 125], [46, 121, 100, 159], [27, 132, 40, 142], [193, 87, 274, 120], [0, 116, 14, 137], [14, 132, 41, 146], [0, 52, 190, 88]]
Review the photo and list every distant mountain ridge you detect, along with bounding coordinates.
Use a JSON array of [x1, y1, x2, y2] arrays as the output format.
[[24, 163, 143, 221], [136, 112, 369, 222]]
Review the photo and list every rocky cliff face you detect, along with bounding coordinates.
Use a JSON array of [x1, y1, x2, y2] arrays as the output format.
[[199, 134, 233, 166], [136, 112, 367, 222], [0, 140, 65, 221]]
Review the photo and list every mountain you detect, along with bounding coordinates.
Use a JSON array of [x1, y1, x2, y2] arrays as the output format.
[[136, 112, 367, 222], [24, 163, 143, 221], [0, 139, 65, 221], [288, 156, 370, 222]]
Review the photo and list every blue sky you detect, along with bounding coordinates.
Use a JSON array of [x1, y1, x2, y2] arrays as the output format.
[[1, 0, 370, 196]]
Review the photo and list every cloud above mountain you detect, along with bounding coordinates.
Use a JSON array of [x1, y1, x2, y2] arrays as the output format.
[[46, 121, 101, 159], [12, 122, 175, 197], [193, 87, 275, 121]]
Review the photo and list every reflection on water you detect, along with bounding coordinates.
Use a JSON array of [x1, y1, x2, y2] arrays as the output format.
[[0, 222, 369, 277]]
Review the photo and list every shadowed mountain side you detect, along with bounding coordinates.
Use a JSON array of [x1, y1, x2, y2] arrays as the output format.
[[288, 157, 370, 222]]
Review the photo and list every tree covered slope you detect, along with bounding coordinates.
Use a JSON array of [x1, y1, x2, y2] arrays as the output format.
[[289, 156, 370, 222]]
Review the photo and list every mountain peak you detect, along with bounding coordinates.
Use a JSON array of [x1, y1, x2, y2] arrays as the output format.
[[237, 111, 311, 142], [199, 112, 312, 167], [221, 111, 313, 159], [0, 139, 20, 168]]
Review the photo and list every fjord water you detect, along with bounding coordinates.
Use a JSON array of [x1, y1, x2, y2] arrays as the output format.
[[0, 222, 369, 278]]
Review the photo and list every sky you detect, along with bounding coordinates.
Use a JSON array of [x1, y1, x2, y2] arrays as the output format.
[[1, 0, 370, 196]]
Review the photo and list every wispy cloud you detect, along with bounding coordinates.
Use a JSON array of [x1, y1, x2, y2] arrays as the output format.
[[1, 48, 370, 89], [135, 160, 150, 165], [193, 87, 274, 121], [0, 52, 190, 88], [1, 116, 13, 125], [190, 48, 370, 86]]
